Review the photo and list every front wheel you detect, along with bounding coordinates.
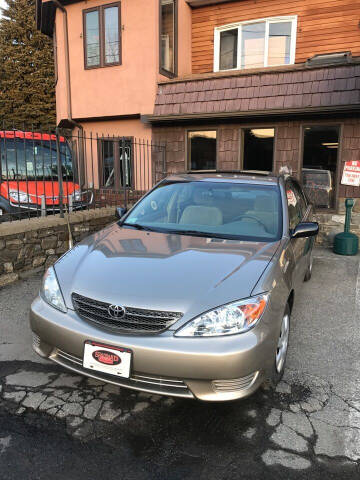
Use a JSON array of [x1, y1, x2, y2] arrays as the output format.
[[263, 303, 291, 389]]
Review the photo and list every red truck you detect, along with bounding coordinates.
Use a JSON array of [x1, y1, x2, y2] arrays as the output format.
[[0, 131, 90, 220]]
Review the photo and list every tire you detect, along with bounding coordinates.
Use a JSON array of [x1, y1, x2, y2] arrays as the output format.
[[304, 250, 313, 282], [0, 210, 12, 222], [0, 208, 8, 223], [263, 303, 291, 389]]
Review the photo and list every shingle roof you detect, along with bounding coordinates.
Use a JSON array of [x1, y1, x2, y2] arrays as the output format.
[[153, 63, 360, 119]]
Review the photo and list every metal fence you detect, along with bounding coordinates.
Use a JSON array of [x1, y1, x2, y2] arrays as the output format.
[[0, 125, 166, 222]]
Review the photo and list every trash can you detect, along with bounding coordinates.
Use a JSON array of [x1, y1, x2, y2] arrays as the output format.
[[333, 199, 359, 255]]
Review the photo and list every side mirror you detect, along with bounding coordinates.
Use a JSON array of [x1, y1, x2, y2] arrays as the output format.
[[115, 207, 127, 220], [291, 222, 319, 239]]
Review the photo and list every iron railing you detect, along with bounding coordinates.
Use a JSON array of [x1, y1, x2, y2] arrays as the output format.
[[0, 124, 166, 222]]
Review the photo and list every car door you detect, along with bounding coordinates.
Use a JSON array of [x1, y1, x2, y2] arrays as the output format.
[[293, 179, 315, 270], [285, 180, 307, 288]]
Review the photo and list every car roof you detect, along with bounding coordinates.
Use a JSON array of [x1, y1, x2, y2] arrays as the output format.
[[164, 172, 281, 185]]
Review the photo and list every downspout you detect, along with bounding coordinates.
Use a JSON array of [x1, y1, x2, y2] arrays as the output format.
[[53, 0, 84, 250], [52, 0, 72, 121], [52, 1, 84, 146]]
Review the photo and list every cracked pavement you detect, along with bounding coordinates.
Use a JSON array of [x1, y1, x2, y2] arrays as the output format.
[[0, 247, 359, 479]]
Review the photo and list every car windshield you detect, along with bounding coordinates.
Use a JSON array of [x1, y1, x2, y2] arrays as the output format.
[[123, 180, 283, 242], [0, 138, 73, 181]]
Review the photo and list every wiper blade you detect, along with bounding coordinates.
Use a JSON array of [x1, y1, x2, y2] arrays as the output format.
[[171, 229, 236, 240], [122, 223, 155, 232], [122, 224, 239, 240]]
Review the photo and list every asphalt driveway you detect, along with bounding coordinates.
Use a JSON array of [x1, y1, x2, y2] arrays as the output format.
[[0, 247, 359, 479]]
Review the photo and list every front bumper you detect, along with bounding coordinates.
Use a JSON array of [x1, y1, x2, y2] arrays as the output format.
[[30, 296, 278, 401], [0, 195, 91, 218]]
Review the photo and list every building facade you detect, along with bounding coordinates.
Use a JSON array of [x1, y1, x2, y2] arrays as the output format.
[[36, 0, 360, 244]]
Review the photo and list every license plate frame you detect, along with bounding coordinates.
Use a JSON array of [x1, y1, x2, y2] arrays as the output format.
[[83, 341, 132, 378]]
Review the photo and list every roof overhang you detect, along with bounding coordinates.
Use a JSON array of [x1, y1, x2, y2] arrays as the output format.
[[186, 0, 244, 7], [148, 104, 360, 125]]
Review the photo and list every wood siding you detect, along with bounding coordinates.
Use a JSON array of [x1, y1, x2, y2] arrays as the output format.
[[192, 0, 360, 73], [152, 118, 360, 199]]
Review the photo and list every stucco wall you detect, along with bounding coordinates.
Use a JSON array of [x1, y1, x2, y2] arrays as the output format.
[[56, 0, 158, 122], [54, 0, 192, 125]]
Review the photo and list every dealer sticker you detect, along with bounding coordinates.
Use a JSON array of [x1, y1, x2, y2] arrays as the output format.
[[83, 341, 132, 378]]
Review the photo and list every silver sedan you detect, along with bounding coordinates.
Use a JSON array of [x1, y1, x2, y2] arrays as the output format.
[[30, 173, 318, 401]]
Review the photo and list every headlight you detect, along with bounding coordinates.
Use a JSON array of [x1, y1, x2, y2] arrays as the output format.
[[175, 294, 268, 337], [41, 267, 67, 313], [9, 190, 31, 203], [72, 189, 81, 201]]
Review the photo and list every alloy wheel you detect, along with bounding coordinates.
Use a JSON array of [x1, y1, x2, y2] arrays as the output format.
[[276, 313, 290, 373]]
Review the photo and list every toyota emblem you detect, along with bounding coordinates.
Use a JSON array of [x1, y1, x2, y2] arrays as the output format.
[[108, 304, 126, 319]]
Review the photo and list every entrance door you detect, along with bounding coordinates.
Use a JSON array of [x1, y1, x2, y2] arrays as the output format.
[[302, 126, 340, 209]]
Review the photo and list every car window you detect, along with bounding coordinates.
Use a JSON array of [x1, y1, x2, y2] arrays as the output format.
[[123, 180, 283, 242], [286, 181, 302, 230], [292, 181, 307, 216]]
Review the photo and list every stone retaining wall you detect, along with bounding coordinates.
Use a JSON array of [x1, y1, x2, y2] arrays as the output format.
[[0, 201, 358, 287], [0, 208, 116, 287]]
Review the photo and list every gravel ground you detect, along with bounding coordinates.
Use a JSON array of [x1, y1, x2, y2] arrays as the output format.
[[0, 247, 359, 479]]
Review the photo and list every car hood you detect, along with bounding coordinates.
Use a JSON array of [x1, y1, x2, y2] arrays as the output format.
[[55, 223, 280, 327]]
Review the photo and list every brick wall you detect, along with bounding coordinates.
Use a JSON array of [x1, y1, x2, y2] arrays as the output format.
[[0, 208, 116, 288]]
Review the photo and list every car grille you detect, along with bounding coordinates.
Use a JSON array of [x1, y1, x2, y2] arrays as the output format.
[[72, 293, 183, 334], [52, 348, 193, 398]]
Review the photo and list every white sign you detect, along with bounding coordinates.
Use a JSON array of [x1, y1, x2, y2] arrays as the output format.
[[286, 189, 297, 207], [341, 161, 360, 187]]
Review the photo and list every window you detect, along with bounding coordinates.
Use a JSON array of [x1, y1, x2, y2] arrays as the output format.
[[84, 3, 121, 69], [242, 128, 274, 172], [159, 0, 177, 77], [119, 141, 132, 188], [302, 126, 340, 209], [100, 140, 115, 188], [219, 29, 238, 70], [286, 181, 302, 230], [0, 138, 73, 181], [188, 131, 217, 171], [292, 180, 307, 216], [99, 138, 132, 188], [214, 16, 297, 72]]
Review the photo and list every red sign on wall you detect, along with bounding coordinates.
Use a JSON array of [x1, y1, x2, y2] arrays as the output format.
[[341, 161, 360, 187]]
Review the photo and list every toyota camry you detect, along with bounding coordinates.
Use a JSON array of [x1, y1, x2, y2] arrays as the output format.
[[30, 173, 318, 401]]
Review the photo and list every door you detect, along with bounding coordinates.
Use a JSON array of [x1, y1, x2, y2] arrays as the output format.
[[286, 179, 308, 288]]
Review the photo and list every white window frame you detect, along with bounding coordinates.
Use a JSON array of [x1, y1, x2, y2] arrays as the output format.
[[214, 15, 297, 72]]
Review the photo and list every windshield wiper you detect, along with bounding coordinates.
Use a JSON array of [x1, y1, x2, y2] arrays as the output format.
[[121, 222, 155, 232], [122, 224, 239, 239], [166, 229, 238, 240]]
